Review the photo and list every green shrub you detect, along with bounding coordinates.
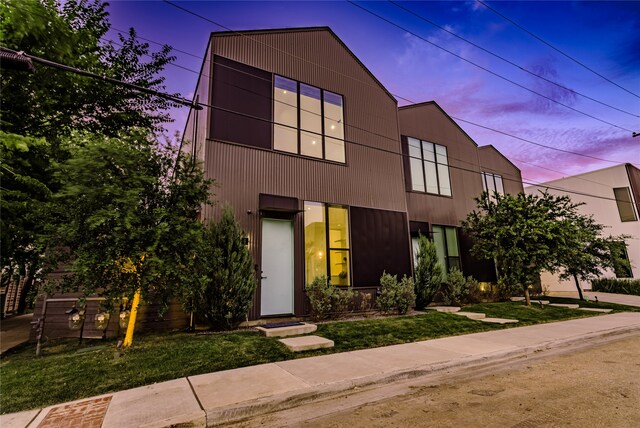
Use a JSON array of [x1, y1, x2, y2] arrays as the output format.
[[414, 234, 444, 309], [591, 278, 640, 296], [195, 206, 256, 330], [306, 275, 355, 320], [441, 268, 478, 306], [377, 272, 416, 315]]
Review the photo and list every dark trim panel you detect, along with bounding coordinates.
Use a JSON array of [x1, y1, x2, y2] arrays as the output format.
[[350, 207, 412, 287]]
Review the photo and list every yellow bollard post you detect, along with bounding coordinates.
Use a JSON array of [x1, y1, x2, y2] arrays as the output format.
[[122, 290, 141, 347]]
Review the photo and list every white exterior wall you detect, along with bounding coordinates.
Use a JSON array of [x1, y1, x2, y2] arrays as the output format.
[[525, 164, 639, 295]]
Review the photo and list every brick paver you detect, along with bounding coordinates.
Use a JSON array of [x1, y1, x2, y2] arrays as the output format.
[[38, 396, 112, 428]]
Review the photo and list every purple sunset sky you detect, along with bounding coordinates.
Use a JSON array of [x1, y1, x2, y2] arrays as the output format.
[[106, 0, 640, 184]]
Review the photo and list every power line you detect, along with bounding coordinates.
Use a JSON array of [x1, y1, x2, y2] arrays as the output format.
[[190, 96, 628, 204], [0, 47, 202, 110], [477, 0, 640, 100], [388, 0, 639, 118], [152, 1, 631, 165], [346, 0, 634, 133]]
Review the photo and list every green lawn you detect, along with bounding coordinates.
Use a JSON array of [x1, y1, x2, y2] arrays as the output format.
[[1, 299, 635, 414]]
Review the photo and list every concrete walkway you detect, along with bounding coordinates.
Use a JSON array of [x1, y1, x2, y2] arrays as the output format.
[[1, 314, 33, 355], [2, 312, 639, 428], [549, 291, 640, 307]]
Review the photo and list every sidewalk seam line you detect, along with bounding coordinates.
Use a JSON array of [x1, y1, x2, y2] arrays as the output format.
[[25, 408, 42, 428], [186, 376, 206, 412]]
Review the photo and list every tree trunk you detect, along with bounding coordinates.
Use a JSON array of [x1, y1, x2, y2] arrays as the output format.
[[524, 287, 531, 306], [573, 274, 585, 301], [17, 271, 35, 313]]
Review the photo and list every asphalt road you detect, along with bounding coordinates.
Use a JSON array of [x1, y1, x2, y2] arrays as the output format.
[[239, 333, 640, 427]]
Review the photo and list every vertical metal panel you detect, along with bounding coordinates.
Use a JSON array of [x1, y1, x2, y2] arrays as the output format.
[[478, 145, 524, 195], [399, 103, 485, 226]]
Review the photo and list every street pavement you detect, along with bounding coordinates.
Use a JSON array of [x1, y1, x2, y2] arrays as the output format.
[[1, 311, 639, 428], [1, 314, 33, 355]]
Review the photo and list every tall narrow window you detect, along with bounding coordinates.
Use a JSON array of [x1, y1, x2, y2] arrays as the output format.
[[406, 137, 451, 196], [613, 187, 637, 222], [432, 225, 461, 272], [304, 202, 351, 286], [274, 76, 298, 154], [482, 172, 504, 200], [274, 76, 345, 163]]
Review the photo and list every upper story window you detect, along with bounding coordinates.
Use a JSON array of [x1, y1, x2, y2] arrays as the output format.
[[407, 137, 451, 196], [482, 172, 504, 199], [273, 76, 345, 163], [613, 187, 637, 222]]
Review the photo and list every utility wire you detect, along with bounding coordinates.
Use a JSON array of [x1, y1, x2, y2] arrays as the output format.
[[143, 4, 632, 165], [347, 0, 634, 133], [190, 96, 628, 203], [388, 0, 638, 118], [0, 47, 202, 110], [477, 0, 640, 99]]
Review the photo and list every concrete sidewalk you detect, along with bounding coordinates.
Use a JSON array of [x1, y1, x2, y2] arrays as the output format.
[[3, 312, 640, 428]]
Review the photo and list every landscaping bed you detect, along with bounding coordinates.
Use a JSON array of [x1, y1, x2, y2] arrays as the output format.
[[1, 299, 636, 414]]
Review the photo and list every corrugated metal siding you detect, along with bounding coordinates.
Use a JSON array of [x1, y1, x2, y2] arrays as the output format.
[[478, 146, 524, 195], [399, 104, 485, 226]]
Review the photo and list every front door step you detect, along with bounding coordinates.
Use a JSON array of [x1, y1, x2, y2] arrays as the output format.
[[278, 335, 334, 352], [480, 317, 519, 324], [549, 303, 580, 309], [454, 312, 486, 320], [578, 307, 612, 313], [426, 306, 461, 313], [255, 322, 317, 337]]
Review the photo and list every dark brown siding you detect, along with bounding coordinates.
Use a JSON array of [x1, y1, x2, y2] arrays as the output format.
[[350, 207, 412, 287], [459, 231, 497, 282], [399, 103, 484, 226], [211, 56, 273, 149], [478, 145, 524, 195], [202, 29, 407, 319], [625, 163, 640, 218]]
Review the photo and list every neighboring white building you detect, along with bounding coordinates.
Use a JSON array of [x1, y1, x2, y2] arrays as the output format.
[[525, 163, 640, 296]]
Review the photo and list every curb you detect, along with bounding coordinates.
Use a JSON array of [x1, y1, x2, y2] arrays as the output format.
[[202, 324, 640, 426]]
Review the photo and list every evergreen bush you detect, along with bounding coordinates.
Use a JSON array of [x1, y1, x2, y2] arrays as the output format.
[[306, 275, 355, 320], [377, 272, 416, 315], [442, 268, 478, 306], [413, 234, 444, 309], [591, 278, 640, 296], [196, 206, 257, 330]]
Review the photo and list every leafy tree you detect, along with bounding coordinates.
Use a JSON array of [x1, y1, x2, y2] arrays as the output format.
[[556, 214, 619, 300], [48, 133, 213, 310], [414, 233, 444, 309], [194, 206, 257, 330], [463, 191, 598, 305], [0, 0, 177, 140], [0, 132, 53, 311]]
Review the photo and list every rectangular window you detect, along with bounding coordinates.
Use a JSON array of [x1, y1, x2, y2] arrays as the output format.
[[432, 225, 461, 272], [481, 172, 504, 200], [613, 187, 638, 222], [274, 76, 345, 163], [304, 202, 351, 286], [406, 137, 451, 196]]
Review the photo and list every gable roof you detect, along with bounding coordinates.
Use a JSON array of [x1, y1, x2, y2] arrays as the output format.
[[209, 26, 397, 103], [399, 100, 478, 147], [478, 145, 521, 172]]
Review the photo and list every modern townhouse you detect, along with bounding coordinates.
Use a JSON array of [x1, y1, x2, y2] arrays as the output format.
[[182, 27, 524, 320]]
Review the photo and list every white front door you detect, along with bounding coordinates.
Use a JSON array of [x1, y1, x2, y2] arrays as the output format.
[[260, 219, 294, 316]]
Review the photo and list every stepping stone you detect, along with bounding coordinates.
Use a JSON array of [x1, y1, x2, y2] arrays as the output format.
[[510, 297, 525, 302], [549, 303, 580, 309], [480, 317, 519, 324], [255, 322, 317, 337], [278, 335, 334, 352], [530, 300, 550, 305], [578, 307, 613, 313], [454, 312, 486, 320], [426, 306, 461, 313]]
